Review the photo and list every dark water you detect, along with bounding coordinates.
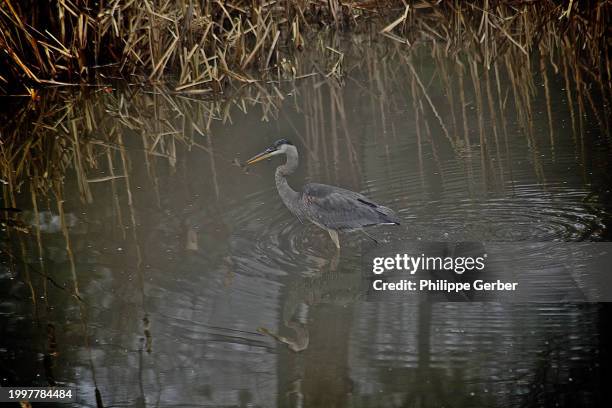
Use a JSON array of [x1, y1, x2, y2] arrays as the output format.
[[1, 40, 611, 407]]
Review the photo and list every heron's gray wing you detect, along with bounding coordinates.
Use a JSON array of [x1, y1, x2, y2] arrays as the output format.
[[301, 183, 400, 230]]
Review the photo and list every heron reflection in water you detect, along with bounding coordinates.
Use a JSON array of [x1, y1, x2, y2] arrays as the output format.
[[246, 139, 400, 249]]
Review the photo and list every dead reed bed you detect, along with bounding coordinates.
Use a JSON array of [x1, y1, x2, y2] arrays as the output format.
[[0, 0, 359, 95], [0, 1, 609, 96]]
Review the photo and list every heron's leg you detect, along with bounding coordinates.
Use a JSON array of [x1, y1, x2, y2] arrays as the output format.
[[328, 249, 340, 271], [328, 229, 340, 249], [361, 229, 379, 244]]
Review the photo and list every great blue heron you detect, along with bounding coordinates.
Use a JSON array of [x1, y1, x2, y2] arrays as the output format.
[[246, 139, 400, 249]]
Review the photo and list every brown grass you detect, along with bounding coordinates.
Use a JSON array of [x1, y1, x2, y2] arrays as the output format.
[[0, 1, 609, 95], [0, 0, 364, 94]]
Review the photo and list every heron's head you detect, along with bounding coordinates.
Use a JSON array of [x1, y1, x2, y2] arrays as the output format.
[[246, 139, 295, 165]]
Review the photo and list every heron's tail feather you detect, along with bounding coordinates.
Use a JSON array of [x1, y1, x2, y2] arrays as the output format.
[[375, 205, 401, 225]]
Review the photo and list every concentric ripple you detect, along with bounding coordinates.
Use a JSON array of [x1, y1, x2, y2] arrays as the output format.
[[226, 187, 342, 278]]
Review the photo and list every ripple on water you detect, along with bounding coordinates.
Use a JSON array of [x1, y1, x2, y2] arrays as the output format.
[[361, 137, 608, 242], [366, 173, 607, 242], [227, 187, 340, 277], [433, 189, 606, 242]]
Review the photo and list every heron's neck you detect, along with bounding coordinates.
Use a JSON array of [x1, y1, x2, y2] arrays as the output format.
[[275, 147, 300, 204], [277, 146, 298, 176]]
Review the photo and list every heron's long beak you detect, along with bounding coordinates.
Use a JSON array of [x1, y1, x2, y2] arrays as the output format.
[[246, 147, 276, 165]]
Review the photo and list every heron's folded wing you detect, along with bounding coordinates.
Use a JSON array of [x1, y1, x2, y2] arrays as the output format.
[[301, 183, 398, 230]]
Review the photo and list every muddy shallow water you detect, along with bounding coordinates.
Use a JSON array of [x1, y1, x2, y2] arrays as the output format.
[[1, 39, 611, 407]]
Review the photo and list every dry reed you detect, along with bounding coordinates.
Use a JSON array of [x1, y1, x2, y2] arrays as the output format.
[[0, 1, 609, 96]]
